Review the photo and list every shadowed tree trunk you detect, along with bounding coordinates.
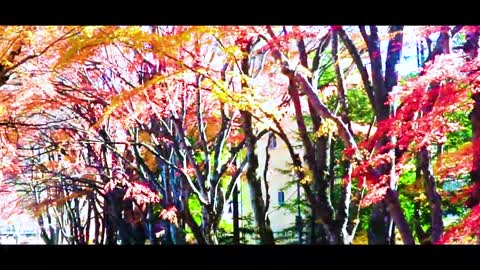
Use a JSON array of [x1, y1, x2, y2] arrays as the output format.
[[297, 31, 336, 244], [336, 25, 413, 244], [418, 149, 443, 243], [262, 25, 412, 244], [238, 39, 275, 245], [356, 25, 412, 245], [232, 183, 240, 244], [332, 30, 354, 244], [241, 110, 275, 244]]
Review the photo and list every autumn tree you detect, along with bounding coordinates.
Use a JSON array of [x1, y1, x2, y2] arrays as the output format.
[[3, 25, 480, 246], [49, 26, 273, 244]]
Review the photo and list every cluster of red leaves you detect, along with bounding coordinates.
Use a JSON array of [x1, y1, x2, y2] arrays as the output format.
[[178, 166, 196, 178], [355, 54, 469, 183], [160, 206, 178, 225], [415, 26, 449, 38], [229, 129, 245, 145], [255, 26, 319, 55], [463, 59, 480, 93], [449, 183, 480, 205], [0, 181, 24, 221], [462, 26, 480, 35], [124, 181, 161, 206], [225, 163, 238, 176], [438, 203, 480, 244], [353, 153, 392, 187], [360, 182, 389, 208], [104, 175, 160, 207], [350, 52, 476, 210]]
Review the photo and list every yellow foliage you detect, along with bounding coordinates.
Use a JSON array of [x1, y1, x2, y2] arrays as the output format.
[[224, 45, 245, 60], [414, 193, 427, 202], [315, 118, 338, 137], [93, 72, 173, 129], [352, 231, 369, 245], [83, 26, 101, 38], [210, 82, 257, 113], [300, 174, 312, 185], [294, 166, 313, 185], [138, 130, 158, 173], [56, 26, 217, 70], [0, 59, 14, 69], [0, 104, 6, 118], [293, 165, 304, 173]]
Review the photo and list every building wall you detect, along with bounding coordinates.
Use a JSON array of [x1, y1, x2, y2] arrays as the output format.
[[222, 117, 304, 243], [255, 133, 299, 233]]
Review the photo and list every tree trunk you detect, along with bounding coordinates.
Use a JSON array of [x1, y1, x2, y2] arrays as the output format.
[[413, 26, 455, 243], [362, 25, 406, 245], [232, 183, 240, 244], [241, 110, 276, 244], [368, 203, 389, 244], [418, 148, 443, 243], [201, 206, 218, 245], [361, 27, 389, 244], [104, 196, 117, 245], [298, 34, 334, 244], [238, 39, 275, 245], [384, 189, 415, 244], [413, 201, 429, 243], [332, 30, 355, 244], [181, 189, 207, 244]]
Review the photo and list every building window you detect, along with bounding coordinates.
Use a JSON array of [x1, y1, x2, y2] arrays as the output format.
[[278, 191, 285, 206], [228, 201, 233, 213], [268, 132, 277, 149]]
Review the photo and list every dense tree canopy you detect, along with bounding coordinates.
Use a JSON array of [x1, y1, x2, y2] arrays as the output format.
[[1, 25, 480, 245]]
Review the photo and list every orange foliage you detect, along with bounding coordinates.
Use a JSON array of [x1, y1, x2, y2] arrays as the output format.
[[31, 189, 93, 217], [435, 142, 474, 179]]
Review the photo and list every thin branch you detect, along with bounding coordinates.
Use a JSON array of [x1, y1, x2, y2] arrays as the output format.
[[3, 28, 79, 75], [337, 27, 375, 111]]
